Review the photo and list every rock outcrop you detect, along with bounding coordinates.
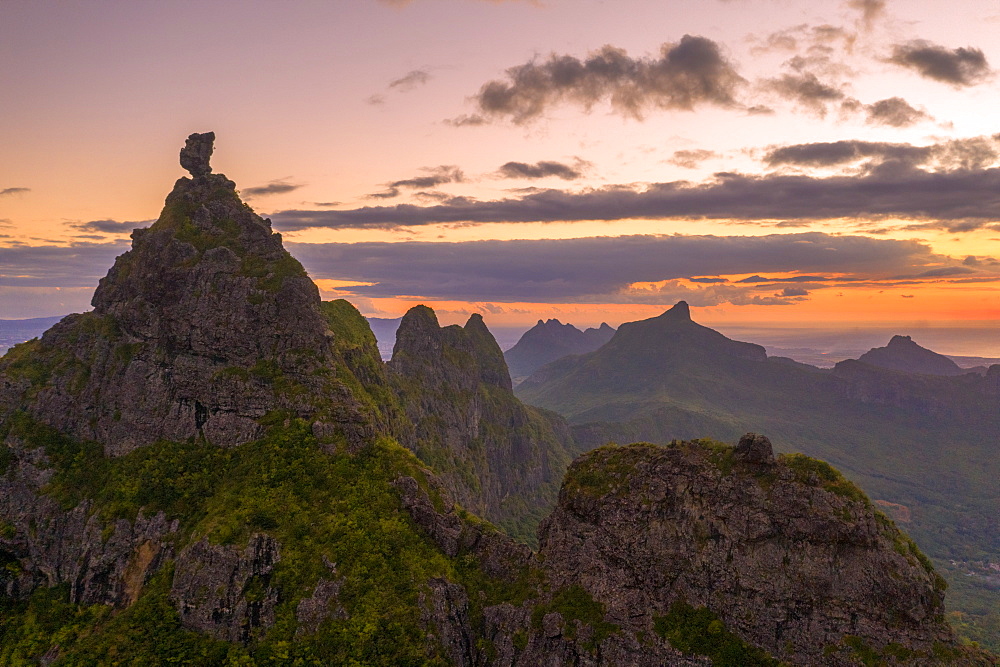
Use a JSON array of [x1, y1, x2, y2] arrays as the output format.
[[2, 133, 376, 455], [537, 438, 968, 665], [389, 305, 578, 541]]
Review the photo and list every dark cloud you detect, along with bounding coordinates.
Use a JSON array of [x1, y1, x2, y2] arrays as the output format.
[[368, 166, 464, 199], [272, 161, 1000, 231], [778, 286, 810, 297], [388, 69, 431, 91], [242, 180, 303, 197], [0, 241, 129, 288], [669, 149, 718, 169], [762, 71, 846, 116], [285, 232, 958, 304], [764, 140, 928, 168], [888, 41, 992, 86], [764, 136, 1000, 172], [0, 187, 30, 197], [864, 97, 930, 127], [463, 35, 744, 124], [70, 219, 151, 234], [690, 277, 728, 283], [912, 266, 978, 278], [498, 160, 583, 180]]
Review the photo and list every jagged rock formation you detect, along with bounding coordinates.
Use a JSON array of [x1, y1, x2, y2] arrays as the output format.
[[180, 131, 215, 177], [0, 133, 380, 455], [858, 334, 967, 376], [389, 305, 578, 540], [504, 319, 615, 380]]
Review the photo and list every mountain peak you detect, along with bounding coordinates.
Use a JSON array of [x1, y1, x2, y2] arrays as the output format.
[[180, 131, 215, 177], [858, 335, 963, 376], [15, 133, 358, 453], [661, 300, 691, 320]]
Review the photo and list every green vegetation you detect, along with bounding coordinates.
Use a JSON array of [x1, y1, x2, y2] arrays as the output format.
[[531, 585, 620, 650], [320, 299, 378, 351], [0, 410, 541, 664], [563, 442, 656, 498], [653, 600, 777, 666], [0, 575, 244, 665], [778, 453, 870, 504]]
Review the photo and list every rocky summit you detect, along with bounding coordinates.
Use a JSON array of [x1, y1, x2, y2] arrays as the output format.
[[1, 133, 376, 455], [0, 135, 992, 664]]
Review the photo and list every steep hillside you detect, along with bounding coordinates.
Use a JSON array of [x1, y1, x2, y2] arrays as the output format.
[[504, 319, 615, 380], [389, 305, 578, 542]]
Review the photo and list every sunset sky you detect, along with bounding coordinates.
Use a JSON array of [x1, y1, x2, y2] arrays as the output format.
[[2, 0, 1000, 339]]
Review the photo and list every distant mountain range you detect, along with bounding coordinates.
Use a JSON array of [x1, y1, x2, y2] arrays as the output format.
[[504, 318, 615, 380], [516, 301, 1000, 644]]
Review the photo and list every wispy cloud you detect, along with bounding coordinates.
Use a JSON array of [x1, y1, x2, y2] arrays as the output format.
[[69, 219, 153, 234], [242, 180, 303, 197], [0, 241, 129, 287], [0, 187, 30, 197], [848, 0, 887, 31], [368, 165, 464, 199], [669, 150, 718, 169], [388, 69, 431, 91], [864, 97, 931, 127], [761, 71, 850, 117], [763, 136, 1000, 171]]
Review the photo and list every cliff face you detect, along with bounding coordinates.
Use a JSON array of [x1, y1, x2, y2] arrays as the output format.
[[389, 305, 577, 541]]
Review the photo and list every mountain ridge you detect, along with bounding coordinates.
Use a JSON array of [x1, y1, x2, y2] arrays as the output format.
[[504, 317, 615, 380]]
